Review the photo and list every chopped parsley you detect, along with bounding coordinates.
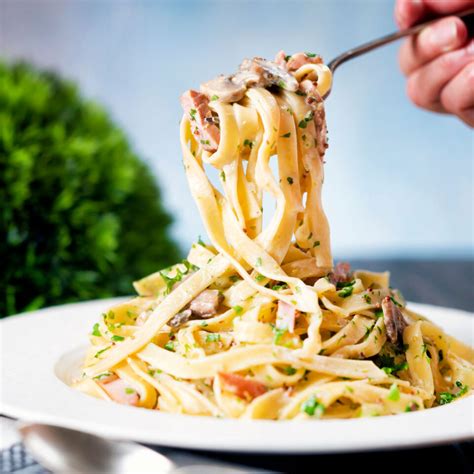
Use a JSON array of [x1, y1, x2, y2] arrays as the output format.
[[283, 366, 297, 375], [277, 80, 286, 89], [200, 139, 210, 145], [305, 52, 317, 58], [189, 108, 197, 120], [164, 341, 175, 352], [273, 327, 287, 345], [438, 381, 469, 405], [229, 275, 239, 282], [337, 281, 355, 298], [243, 139, 254, 149], [111, 335, 124, 342], [387, 383, 400, 401], [233, 305, 244, 315], [206, 333, 220, 343], [255, 274, 265, 282], [94, 346, 111, 358], [256, 257, 262, 267], [124, 387, 135, 394], [197, 235, 206, 247], [363, 294, 372, 304], [382, 361, 408, 374], [313, 240, 320, 248], [284, 55, 292, 62], [374, 309, 384, 318], [92, 323, 101, 337], [281, 132, 291, 138], [210, 95, 219, 101], [272, 283, 288, 291], [220, 170, 226, 182], [200, 321, 209, 327], [298, 111, 314, 129], [93, 372, 113, 380], [295, 90, 306, 96], [286, 177, 294, 185], [301, 395, 325, 417], [160, 260, 196, 295]]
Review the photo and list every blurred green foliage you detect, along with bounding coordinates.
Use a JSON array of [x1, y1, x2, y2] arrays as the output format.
[[0, 62, 181, 317]]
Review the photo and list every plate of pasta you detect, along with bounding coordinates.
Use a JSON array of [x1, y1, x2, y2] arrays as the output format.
[[2, 51, 473, 453]]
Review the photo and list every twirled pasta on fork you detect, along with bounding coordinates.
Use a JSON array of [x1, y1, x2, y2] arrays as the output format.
[[73, 52, 473, 419]]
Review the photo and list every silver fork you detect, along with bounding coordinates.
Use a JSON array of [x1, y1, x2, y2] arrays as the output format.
[[324, 7, 474, 98]]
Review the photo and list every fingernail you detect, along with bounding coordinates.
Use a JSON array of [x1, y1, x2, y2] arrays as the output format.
[[426, 21, 459, 52]]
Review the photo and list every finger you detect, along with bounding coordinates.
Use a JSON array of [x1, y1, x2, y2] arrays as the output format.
[[424, 0, 474, 16], [440, 62, 474, 127], [406, 40, 474, 111], [395, 0, 473, 29], [399, 16, 468, 75], [395, 0, 427, 29]]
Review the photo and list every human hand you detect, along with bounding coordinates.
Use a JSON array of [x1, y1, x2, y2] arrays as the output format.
[[395, 0, 474, 127]]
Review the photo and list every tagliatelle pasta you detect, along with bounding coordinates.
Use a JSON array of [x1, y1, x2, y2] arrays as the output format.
[[73, 52, 473, 419]]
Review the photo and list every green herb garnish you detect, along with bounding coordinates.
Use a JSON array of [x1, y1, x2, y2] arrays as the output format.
[[206, 333, 220, 343], [301, 395, 325, 417], [387, 383, 400, 401], [92, 323, 101, 337], [298, 111, 314, 129], [94, 346, 111, 358], [243, 139, 254, 149], [164, 341, 175, 352]]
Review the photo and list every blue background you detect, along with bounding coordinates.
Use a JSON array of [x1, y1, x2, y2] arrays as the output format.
[[2, 0, 472, 258]]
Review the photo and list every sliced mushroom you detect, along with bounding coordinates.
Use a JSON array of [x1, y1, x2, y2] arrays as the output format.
[[382, 296, 408, 345], [168, 309, 193, 329], [200, 75, 247, 103], [235, 57, 299, 92], [189, 289, 224, 318]]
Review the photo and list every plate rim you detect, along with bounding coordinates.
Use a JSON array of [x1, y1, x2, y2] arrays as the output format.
[[1, 298, 473, 454]]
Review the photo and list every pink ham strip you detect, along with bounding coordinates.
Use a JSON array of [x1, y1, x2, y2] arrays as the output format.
[[328, 262, 352, 285], [180, 90, 220, 152], [100, 377, 139, 406], [276, 300, 299, 333], [275, 50, 323, 71], [218, 372, 267, 400]]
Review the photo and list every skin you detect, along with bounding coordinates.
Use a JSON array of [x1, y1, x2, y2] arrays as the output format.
[[395, 0, 474, 127]]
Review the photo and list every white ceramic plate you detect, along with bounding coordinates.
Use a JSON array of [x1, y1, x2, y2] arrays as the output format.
[[1, 298, 473, 453]]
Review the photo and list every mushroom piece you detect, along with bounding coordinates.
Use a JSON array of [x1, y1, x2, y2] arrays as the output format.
[[200, 75, 247, 103], [168, 309, 193, 329], [189, 289, 224, 318], [235, 57, 299, 92], [381, 296, 408, 345]]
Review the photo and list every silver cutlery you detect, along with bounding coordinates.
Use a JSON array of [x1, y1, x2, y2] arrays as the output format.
[[19, 423, 271, 474], [324, 7, 474, 97]]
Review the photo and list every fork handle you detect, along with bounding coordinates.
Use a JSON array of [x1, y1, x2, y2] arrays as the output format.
[[327, 7, 474, 74]]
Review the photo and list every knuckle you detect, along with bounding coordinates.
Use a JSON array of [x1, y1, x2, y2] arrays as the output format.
[[406, 75, 425, 108], [465, 62, 474, 90], [437, 52, 456, 72]]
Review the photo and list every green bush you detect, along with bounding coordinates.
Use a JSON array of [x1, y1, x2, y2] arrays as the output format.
[[0, 62, 181, 317]]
